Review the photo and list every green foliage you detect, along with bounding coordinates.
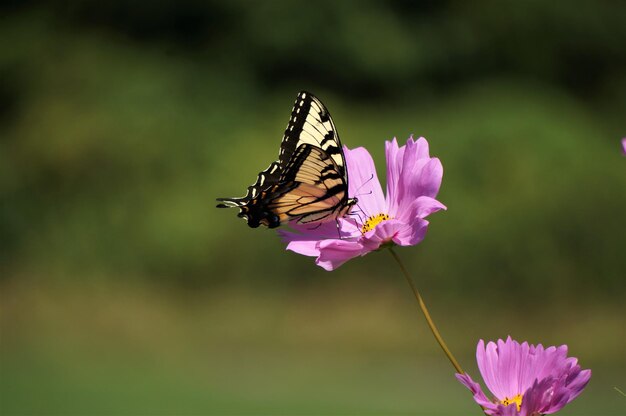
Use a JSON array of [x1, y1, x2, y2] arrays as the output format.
[[1, 2, 625, 298]]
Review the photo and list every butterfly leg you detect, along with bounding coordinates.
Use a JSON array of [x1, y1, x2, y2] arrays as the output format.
[[346, 207, 365, 224], [335, 219, 342, 239]]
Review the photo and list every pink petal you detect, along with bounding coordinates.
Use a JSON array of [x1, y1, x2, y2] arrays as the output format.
[[358, 218, 428, 251], [478, 339, 506, 399], [344, 146, 386, 217], [405, 157, 444, 201], [336, 218, 362, 237], [497, 337, 521, 398], [385, 137, 404, 214], [494, 403, 520, 416], [315, 238, 364, 271], [520, 377, 555, 416], [455, 373, 498, 413], [399, 196, 447, 223], [359, 219, 405, 252], [413, 136, 432, 159], [541, 368, 591, 414], [531, 345, 568, 385], [391, 218, 429, 246], [517, 341, 539, 396], [386, 137, 444, 218], [565, 368, 591, 398], [388, 138, 424, 216], [282, 238, 320, 258]]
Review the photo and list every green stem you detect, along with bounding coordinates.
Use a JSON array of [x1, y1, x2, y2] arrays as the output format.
[[388, 247, 464, 375]]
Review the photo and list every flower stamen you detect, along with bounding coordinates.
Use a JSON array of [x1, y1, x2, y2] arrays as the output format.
[[361, 213, 391, 234], [501, 394, 523, 411]]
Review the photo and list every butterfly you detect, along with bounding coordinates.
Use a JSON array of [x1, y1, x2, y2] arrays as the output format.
[[216, 91, 357, 228]]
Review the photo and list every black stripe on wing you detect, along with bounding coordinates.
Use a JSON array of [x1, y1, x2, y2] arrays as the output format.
[[268, 144, 352, 224], [279, 92, 346, 179]]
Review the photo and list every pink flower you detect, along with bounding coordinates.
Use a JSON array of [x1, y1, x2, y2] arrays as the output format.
[[456, 337, 591, 416], [278, 136, 446, 270], [622, 138, 626, 155]]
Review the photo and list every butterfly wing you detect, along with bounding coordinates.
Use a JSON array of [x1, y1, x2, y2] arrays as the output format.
[[268, 144, 353, 225], [216, 91, 354, 228], [280, 91, 348, 184], [215, 161, 283, 227]]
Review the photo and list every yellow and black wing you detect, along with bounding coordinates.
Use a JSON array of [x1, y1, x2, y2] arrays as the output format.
[[267, 144, 355, 225], [216, 91, 356, 228]]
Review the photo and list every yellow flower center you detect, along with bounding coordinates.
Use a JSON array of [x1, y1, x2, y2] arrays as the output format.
[[361, 213, 391, 234], [501, 394, 523, 411]]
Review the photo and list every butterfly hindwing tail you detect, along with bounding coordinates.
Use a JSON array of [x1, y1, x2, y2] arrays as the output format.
[[216, 161, 284, 228]]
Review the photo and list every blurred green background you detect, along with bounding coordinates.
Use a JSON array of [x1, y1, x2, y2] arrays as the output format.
[[1, 1, 625, 415]]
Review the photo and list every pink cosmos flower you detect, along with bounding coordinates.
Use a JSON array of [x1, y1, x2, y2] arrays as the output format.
[[456, 337, 591, 416], [622, 138, 626, 155], [278, 136, 446, 271]]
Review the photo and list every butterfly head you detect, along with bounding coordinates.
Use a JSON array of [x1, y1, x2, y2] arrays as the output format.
[[343, 197, 358, 216]]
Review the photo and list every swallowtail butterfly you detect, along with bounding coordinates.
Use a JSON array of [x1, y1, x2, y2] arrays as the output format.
[[216, 91, 357, 228]]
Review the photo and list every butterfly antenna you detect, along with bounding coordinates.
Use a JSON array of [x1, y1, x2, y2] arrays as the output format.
[[351, 173, 375, 196], [353, 190, 373, 198], [348, 173, 375, 226], [346, 209, 365, 224]]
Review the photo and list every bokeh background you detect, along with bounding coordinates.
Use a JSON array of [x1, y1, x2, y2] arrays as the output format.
[[1, 1, 625, 415]]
